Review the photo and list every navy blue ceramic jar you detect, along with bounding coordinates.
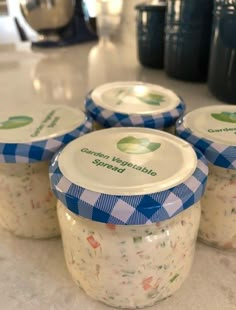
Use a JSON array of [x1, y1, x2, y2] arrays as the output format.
[[165, 0, 213, 81], [136, 2, 166, 68], [208, 0, 236, 104]]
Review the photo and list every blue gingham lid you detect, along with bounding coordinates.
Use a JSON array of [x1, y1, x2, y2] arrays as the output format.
[[0, 103, 92, 163], [85, 81, 185, 129], [50, 127, 208, 225], [176, 105, 236, 169]]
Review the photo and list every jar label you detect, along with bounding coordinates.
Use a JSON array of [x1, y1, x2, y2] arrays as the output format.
[[0, 104, 86, 143], [91, 82, 180, 115], [183, 105, 236, 146], [58, 127, 197, 195]]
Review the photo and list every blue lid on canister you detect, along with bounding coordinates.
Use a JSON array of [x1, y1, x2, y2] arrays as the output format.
[[85, 81, 185, 129], [176, 105, 236, 169], [50, 127, 208, 225], [0, 103, 93, 163]]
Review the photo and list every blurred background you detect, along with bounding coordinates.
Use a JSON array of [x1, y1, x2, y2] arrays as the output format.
[[0, 0, 142, 45], [0, 0, 235, 104]]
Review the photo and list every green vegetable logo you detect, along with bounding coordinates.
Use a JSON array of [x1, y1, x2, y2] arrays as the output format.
[[115, 88, 165, 106], [211, 112, 236, 123], [139, 93, 165, 106], [117, 136, 161, 154], [0, 116, 33, 129]]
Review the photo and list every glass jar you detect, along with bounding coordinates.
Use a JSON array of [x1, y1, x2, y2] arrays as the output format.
[[50, 127, 208, 308], [199, 164, 236, 250], [57, 201, 200, 309], [0, 103, 92, 239], [135, 2, 166, 69], [176, 105, 236, 250], [165, 0, 213, 81], [0, 161, 58, 238], [208, 0, 236, 104], [85, 81, 185, 133]]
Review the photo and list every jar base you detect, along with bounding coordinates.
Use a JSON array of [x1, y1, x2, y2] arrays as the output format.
[[84, 286, 172, 310], [1, 225, 61, 240], [68, 265, 181, 310], [99, 296, 171, 309], [198, 237, 236, 252], [69, 269, 173, 309]]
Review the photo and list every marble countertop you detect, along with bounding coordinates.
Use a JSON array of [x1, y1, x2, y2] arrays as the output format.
[[0, 41, 225, 112], [0, 41, 235, 310]]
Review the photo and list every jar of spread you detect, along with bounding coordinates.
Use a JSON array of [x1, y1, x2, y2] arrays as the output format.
[[85, 81, 185, 133], [176, 105, 236, 250], [50, 127, 208, 308], [0, 103, 92, 239]]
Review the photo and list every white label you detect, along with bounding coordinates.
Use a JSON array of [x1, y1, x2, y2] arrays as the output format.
[[183, 105, 236, 146], [0, 104, 86, 143], [58, 128, 197, 196], [91, 81, 180, 115]]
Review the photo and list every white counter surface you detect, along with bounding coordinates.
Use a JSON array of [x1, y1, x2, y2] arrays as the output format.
[[0, 41, 235, 310]]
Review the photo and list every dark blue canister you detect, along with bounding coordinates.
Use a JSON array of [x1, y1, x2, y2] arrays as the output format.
[[165, 0, 213, 81], [208, 0, 236, 104], [136, 2, 166, 68]]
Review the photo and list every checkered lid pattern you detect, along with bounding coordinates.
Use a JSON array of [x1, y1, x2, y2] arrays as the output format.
[[0, 117, 93, 163], [49, 148, 208, 225], [176, 119, 236, 169], [85, 93, 185, 129]]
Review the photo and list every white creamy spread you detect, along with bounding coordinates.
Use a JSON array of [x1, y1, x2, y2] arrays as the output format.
[[199, 164, 236, 250], [58, 201, 201, 309], [0, 162, 59, 238]]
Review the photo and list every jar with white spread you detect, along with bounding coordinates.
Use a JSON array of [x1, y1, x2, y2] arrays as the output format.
[[50, 127, 208, 308], [0, 103, 92, 239], [85, 81, 185, 133], [176, 105, 236, 250]]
